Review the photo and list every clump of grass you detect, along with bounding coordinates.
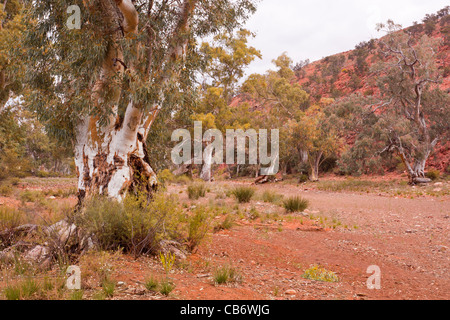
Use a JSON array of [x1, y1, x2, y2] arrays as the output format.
[[283, 196, 309, 213], [231, 186, 255, 203], [158, 169, 175, 185], [0, 206, 25, 230], [248, 207, 260, 221], [19, 190, 43, 203], [213, 264, 242, 285], [316, 179, 380, 193], [4, 285, 21, 300], [92, 291, 106, 300], [69, 290, 84, 300], [4, 278, 40, 300], [101, 278, 116, 298], [144, 275, 159, 292], [298, 174, 309, 183], [302, 265, 339, 283], [187, 183, 207, 200], [214, 215, 235, 232], [21, 278, 40, 298], [262, 190, 284, 204], [44, 187, 78, 198], [0, 183, 14, 196], [187, 207, 211, 252], [159, 279, 175, 296], [174, 175, 192, 185], [0, 209, 33, 250], [426, 169, 440, 181]]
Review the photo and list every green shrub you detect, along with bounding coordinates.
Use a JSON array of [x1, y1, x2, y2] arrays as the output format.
[[262, 190, 284, 204], [159, 279, 175, 296], [4, 285, 21, 300], [231, 186, 255, 203], [144, 275, 159, 291], [174, 175, 192, 185], [0, 183, 13, 196], [36, 171, 50, 178], [92, 291, 106, 300], [298, 174, 309, 183], [214, 215, 235, 232], [283, 196, 309, 213], [302, 265, 339, 283], [101, 278, 116, 298], [20, 279, 39, 299], [158, 169, 175, 185], [213, 265, 242, 285], [187, 207, 211, 252], [0, 207, 24, 231], [69, 290, 84, 300], [248, 207, 260, 221], [72, 192, 182, 257], [19, 190, 42, 203], [187, 183, 207, 200], [425, 169, 440, 181]]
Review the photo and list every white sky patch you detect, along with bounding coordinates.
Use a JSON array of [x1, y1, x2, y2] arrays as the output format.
[[243, 0, 449, 75]]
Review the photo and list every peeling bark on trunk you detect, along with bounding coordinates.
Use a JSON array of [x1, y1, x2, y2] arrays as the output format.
[[74, 0, 155, 203], [75, 103, 158, 203], [74, 0, 197, 203]]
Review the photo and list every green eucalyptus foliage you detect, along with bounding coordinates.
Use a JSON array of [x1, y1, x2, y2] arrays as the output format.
[[21, 0, 259, 150]]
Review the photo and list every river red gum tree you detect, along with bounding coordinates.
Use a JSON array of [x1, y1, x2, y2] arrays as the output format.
[[24, 0, 257, 202]]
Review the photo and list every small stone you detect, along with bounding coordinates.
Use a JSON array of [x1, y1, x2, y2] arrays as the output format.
[[285, 289, 297, 296], [24, 245, 52, 269], [356, 293, 367, 297], [159, 240, 187, 261], [125, 285, 146, 295], [299, 212, 309, 217]]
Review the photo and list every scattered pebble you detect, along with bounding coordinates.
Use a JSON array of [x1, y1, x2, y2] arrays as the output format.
[[285, 289, 297, 296]]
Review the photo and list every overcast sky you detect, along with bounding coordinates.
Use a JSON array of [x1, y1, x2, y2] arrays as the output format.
[[243, 0, 449, 75]]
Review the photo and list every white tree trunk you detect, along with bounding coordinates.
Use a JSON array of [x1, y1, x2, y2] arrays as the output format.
[[73, 0, 197, 203], [308, 151, 322, 182], [74, 103, 157, 203], [200, 146, 213, 182]]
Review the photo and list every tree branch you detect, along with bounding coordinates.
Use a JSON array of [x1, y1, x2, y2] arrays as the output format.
[[114, 0, 139, 36], [140, 0, 199, 139]]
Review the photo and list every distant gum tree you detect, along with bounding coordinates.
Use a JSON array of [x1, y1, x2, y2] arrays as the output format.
[[374, 20, 449, 184]]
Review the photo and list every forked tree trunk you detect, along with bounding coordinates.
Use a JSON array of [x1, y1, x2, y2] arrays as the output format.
[[74, 105, 158, 203], [308, 151, 322, 182], [75, 0, 196, 203]]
